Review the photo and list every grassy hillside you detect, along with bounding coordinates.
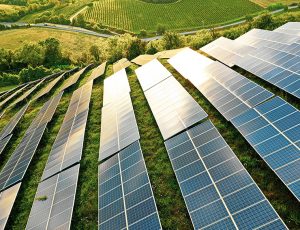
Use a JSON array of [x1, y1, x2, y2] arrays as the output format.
[[84, 0, 263, 32], [0, 27, 105, 61]]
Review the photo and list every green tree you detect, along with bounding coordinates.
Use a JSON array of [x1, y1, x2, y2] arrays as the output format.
[[39, 38, 62, 65], [156, 24, 166, 35], [162, 32, 184, 50], [89, 45, 101, 62], [17, 42, 45, 66]]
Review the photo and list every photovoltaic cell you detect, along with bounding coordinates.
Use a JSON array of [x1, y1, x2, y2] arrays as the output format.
[[103, 69, 130, 106], [41, 81, 92, 181], [0, 183, 21, 230], [26, 164, 80, 230], [231, 96, 300, 201], [87, 62, 107, 82], [154, 48, 186, 59], [135, 59, 172, 91], [99, 94, 140, 161], [0, 134, 12, 155], [165, 120, 287, 229], [0, 84, 30, 108], [0, 93, 63, 191], [98, 141, 161, 230], [0, 103, 29, 140], [143, 76, 208, 140]]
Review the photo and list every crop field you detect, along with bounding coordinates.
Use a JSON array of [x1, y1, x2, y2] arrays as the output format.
[[84, 0, 263, 32], [250, 0, 298, 7]]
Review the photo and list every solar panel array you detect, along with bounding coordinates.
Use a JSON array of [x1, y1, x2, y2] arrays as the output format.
[[136, 59, 207, 140], [0, 92, 63, 191], [275, 22, 300, 36], [154, 48, 186, 59], [41, 81, 93, 181], [0, 182, 21, 230], [33, 73, 64, 101], [26, 164, 80, 230], [99, 94, 140, 161], [103, 69, 131, 106], [0, 104, 29, 155], [0, 84, 30, 108], [165, 120, 287, 229], [9, 78, 46, 108], [168, 48, 273, 120], [113, 58, 131, 73], [87, 62, 107, 82], [60, 65, 90, 91], [200, 28, 300, 99], [231, 96, 300, 201], [135, 59, 172, 91], [98, 141, 161, 230], [131, 55, 156, 66]]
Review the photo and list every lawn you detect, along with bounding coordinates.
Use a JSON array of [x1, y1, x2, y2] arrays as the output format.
[[0, 28, 105, 61], [84, 0, 263, 32]]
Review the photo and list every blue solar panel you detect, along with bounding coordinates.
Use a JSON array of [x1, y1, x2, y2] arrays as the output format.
[[165, 120, 286, 229], [231, 96, 300, 201], [98, 141, 161, 230]]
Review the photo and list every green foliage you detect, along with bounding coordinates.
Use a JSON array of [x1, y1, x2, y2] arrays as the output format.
[[39, 37, 64, 66], [89, 45, 101, 62], [16, 42, 45, 66], [35, 196, 47, 201], [162, 32, 184, 50], [19, 65, 52, 82], [267, 3, 287, 11], [156, 24, 166, 35]]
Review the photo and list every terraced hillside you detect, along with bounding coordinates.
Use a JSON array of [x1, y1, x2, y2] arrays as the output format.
[[84, 0, 262, 32]]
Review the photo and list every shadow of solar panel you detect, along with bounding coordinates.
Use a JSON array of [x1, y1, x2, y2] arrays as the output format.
[[103, 69, 130, 106], [87, 62, 107, 82], [0, 93, 62, 191], [0, 103, 28, 140], [26, 164, 80, 230], [99, 94, 140, 161], [164, 120, 286, 229], [0, 183, 21, 230], [135, 59, 172, 91], [144, 76, 207, 140], [98, 141, 161, 230], [41, 82, 92, 181], [231, 97, 300, 201]]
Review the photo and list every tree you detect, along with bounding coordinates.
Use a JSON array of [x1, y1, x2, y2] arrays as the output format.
[[162, 32, 183, 50], [17, 43, 45, 67], [89, 45, 101, 62], [139, 29, 147, 37], [74, 14, 86, 27], [40, 38, 62, 65], [126, 38, 145, 60]]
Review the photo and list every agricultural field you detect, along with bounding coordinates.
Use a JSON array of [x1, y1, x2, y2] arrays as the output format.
[[84, 0, 263, 32], [250, 0, 299, 7]]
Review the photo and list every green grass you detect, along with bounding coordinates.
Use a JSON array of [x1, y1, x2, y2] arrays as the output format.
[[0, 84, 17, 93], [84, 0, 263, 32]]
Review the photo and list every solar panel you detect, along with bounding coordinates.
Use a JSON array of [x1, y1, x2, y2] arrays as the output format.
[[60, 65, 91, 91], [41, 81, 92, 181], [165, 120, 287, 229], [113, 58, 131, 73], [26, 164, 80, 230], [103, 69, 130, 106], [0, 134, 12, 155], [98, 141, 161, 230], [231, 96, 300, 201], [0, 182, 21, 230], [0, 84, 27, 102], [143, 76, 208, 140], [0, 93, 63, 191], [99, 94, 140, 161], [0, 111, 4, 119], [0, 84, 30, 108], [154, 48, 186, 59], [0, 103, 28, 141], [9, 79, 46, 108], [87, 62, 107, 82], [33, 73, 64, 101], [131, 55, 156, 66], [168, 48, 273, 120], [135, 59, 172, 91]]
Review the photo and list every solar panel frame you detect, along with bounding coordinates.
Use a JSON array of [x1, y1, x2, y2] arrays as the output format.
[[41, 81, 92, 181], [87, 62, 107, 82], [26, 164, 80, 230], [60, 65, 91, 91], [98, 141, 162, 230], [165, 120, 287, 229], [0, 182, 21, 230], [0, 84, 30, 108], [0, 134, 12, 155], [113, 58, 131, 73], [131, 54, 156, 66]]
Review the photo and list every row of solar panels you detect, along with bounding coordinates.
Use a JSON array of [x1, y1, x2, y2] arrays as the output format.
[[98, 68, 162, 229], [168, 47, 300, 203], [0, 63, 107, 230], [135, 58, 287, 229]]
